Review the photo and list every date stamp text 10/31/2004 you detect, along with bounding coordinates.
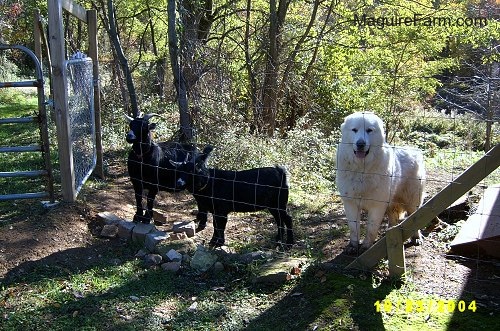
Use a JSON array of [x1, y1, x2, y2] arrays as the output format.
[[374, 299, 477, 314]]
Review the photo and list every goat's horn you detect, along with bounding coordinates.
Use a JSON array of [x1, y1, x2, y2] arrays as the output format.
[[124, 114, 134, 122], [143, 113, 159, 121]]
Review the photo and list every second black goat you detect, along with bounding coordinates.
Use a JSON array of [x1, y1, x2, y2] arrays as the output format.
[[172, 146, 294, 247]]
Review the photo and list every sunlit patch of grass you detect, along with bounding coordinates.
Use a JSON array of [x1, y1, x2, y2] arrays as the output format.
[[425, 147, 500, 193], [0, 89, 56, 208]]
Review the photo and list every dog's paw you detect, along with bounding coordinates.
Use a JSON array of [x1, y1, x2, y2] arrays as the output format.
[[359, 243, 372, 253], [344, 243, 359, 255], [411, 230, 423, 246]]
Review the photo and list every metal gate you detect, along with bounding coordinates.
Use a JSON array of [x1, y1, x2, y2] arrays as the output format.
[[0, 44, 55, 202]]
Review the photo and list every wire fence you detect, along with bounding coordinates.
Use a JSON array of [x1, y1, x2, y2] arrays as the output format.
[[66, 56, 96, 196]]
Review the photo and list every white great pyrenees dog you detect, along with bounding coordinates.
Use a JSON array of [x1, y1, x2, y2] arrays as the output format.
[[336, 112, 425, 253]]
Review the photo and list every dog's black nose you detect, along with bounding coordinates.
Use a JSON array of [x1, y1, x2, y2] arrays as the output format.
[[356, 139, 366, 150]]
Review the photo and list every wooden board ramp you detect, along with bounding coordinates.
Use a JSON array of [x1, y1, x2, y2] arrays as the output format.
[[450, 184, 500, 258], [346, 144, 500, 277]]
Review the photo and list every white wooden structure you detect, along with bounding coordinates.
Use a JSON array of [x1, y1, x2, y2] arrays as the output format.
[[347, 144, 500, 277]]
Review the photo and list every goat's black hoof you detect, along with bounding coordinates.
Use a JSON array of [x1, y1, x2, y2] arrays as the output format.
[[133, 215, 151, 224], [196, 224, 206, 232], [209, 239, 224, 248]]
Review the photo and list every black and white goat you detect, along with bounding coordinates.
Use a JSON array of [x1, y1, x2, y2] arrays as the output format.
[[172, 146, 294, 247], [126, 113, 198, 223]]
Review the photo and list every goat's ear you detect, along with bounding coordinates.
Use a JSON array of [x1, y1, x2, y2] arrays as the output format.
[[148, 123, 157, 131], [197, 146, 213, 165], [202, 145, 214, 155]]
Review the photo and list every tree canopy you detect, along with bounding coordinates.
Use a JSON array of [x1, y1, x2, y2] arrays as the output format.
[[1, 0, 498, 140]]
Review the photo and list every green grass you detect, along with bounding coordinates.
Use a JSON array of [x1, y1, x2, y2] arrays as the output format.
[[1, 257, 496, 330], [0, 89, 55, 209]]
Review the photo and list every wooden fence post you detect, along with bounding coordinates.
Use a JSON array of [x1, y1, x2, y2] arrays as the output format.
[[48, 0, 76, 202], [386, 226, 405, 277]]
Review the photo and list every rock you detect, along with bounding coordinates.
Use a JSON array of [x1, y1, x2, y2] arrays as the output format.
[[144, 254, 163, 266], [166, 249, 182, 262], [135, 249, 148, 258], [97, 212, 123, 225], [240, 251, 272, 264], [100, 224, 118, 238], [161, 261, 181, 273], [110, 258, 122, 266], [173, 221, 196, 238], [187, 301, 198, 312], [145, 231, 169, 252], [190, 246, 218, 273], [213, 261, 224, 273], [117, 220, 136, 240], [169, 232, 188, 241], [252, 257, 309, 285], [132, 223, 156, 243], [152, 210, 168, 224]]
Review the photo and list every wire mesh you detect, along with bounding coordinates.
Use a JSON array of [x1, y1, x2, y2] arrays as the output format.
[[66, 56, 96, 196]]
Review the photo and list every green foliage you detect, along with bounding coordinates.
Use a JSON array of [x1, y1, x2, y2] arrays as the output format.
[[198, 116, 337, 207], [399, 111, 497, 151], [312, 0, 467, 133]]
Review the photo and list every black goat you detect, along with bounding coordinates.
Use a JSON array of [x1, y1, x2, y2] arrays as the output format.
[[172, 146, 294, 247], [126, 113, 198, 223]]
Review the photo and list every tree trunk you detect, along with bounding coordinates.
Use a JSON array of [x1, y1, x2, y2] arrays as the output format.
[[261, 0, 279, 136], [168, 0, 193, 142], [107, 0, 139, 117], [147, 3, 166, 98], [261, 0, 289, 136], [244, 0, 259, 132]]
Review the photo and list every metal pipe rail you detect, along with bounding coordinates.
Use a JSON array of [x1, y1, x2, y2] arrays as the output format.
[[0, 81, 40, 88], [0, 117, 38, 124], [0, 44, 55, 202]]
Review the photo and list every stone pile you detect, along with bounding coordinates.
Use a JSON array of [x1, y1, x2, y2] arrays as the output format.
[[97, 211, 309, 283]]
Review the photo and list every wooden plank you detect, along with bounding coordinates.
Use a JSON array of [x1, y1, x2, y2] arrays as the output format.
[[48, 0, 76, 202], [450, 185, 500, 258], [61, 0, 87, 22], [347, 237, 387, 271], [34, 9, 43, 64], [386, 226, 405, 277], [347, 144, 500, 271]]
